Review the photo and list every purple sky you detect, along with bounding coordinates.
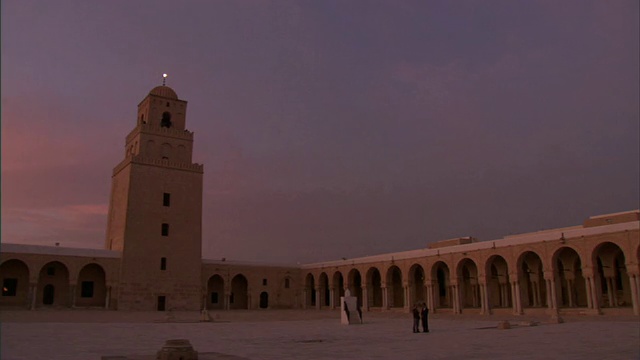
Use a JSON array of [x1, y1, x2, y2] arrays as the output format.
[[2, 1, 639, 264]]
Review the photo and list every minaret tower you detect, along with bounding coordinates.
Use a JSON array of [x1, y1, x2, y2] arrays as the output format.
[[105, 77, 204, 311]]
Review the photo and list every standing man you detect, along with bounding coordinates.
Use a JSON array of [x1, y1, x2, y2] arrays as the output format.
[[421, 303, 429, 333], [412, 305, 421, 333]]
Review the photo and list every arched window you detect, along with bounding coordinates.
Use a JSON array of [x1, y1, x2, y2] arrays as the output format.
[[161, 112, 172, 128]]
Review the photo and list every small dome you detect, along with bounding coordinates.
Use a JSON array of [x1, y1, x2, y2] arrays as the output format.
[[149, 85, 178, 99]]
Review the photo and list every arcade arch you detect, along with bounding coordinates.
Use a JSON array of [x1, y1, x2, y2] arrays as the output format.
[[206, 274, 225, 310], [517, 251, 546, 308], [386, 265, 404, 308], [318, 272, 330, 308], [409, 264, 426, 308], [593, 242, 631, 308], [0, 259, 30, 307], [553, 247, 587, 308], [305, 273, 315, 308], [332, 271, 345, 309], [37, 261, 70, 307], [366, 267, 382, 308], [230, 274, 248, 309], [457, 258, 480, 310], [75, 263, 106, 307], [486, 255, 511, 308], [347, 269, 362, 307], [431, 261, 451, 309]]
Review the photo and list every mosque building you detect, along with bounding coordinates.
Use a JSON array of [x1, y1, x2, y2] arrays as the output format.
[[1, 85, 638, 316]]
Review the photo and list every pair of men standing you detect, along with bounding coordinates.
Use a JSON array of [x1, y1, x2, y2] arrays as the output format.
[[412, 303, 429, 333]]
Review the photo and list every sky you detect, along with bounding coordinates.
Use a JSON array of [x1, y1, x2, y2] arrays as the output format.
[[2, 0, 639, 264]]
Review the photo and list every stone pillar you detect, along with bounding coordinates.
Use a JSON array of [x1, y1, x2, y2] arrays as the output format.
[[329, 288, 335, 309], [315, 286, 321, 310], [585, 277, 593, 309], [403, 284, 410, 309], [533, 281, 541, 307], [511, 280, 522, 315], [425, 283, 434, 313], [105, 285, 111, 309], [381, 286, 388, 309], [70, 284, 77, 308], [302, 289, 308, 310], [549, 278, 558, 311], [628, 274, 639, 315], [224, 288, 230, 310], [29, 283, 37, 310], [480, 282, 491, 315], [454, 284, 461, 314], [362, 286, 369, 311]]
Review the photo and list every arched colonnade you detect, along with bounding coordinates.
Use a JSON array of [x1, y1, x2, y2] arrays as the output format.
[[0, 259, 111, 309], [302, 239, 640, 315]]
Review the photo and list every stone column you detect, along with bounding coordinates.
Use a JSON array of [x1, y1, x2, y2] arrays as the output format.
[[472, 284, 479, 308], [454, 284, 462, 314], [329, 288, 335, 309], [314, 286, 321, 310], [480, 281, 491, 315], [105, 285, 111, 309], [403, 284, 410, 309], [224, 288, 230, 310], [511, 280, 522, 315], [585, 277, 593, 309], [549, 278, 558, 311], [628, 274, 639, 315], [29, 283, 37, 310], [302, 289, 308, 310], [70, 284, 77, 308], [544, 271, 558, 312], [362, 286, 369, 311], [533, 281, 541, 307], [381, 286, 388, 309], [426, 283, 434, 313]]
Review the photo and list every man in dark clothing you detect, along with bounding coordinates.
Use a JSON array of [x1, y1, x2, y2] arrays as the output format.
[[412, 305, 420, 333], [420, 303, 429, 333]]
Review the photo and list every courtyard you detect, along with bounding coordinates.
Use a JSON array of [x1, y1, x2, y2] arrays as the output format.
[[1, 309, 638, 359]]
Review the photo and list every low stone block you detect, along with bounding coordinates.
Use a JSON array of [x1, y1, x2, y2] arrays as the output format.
[[156, 339, 198, 360], [497, 321, 511, 329]]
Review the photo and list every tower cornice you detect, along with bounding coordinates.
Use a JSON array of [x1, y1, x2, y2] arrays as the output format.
[[125, 124, 194, 144]]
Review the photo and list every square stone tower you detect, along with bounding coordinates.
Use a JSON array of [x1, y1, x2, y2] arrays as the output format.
[[105, 84, 204, 311]]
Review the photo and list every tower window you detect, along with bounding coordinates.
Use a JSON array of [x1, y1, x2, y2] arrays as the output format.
[[161, 112, 172, 128], [163, 193, 171, 207], [81, 281, 94, 298], [2, 278, 18, 296], [284, 278, 290, 289], [166, 102, 170, 107], [160, 257, 167, 270], [262, 279, 267, 286], [161, 223, 169, 236]]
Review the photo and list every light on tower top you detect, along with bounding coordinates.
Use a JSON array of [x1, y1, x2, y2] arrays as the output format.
[[162, 73, 168, 86]]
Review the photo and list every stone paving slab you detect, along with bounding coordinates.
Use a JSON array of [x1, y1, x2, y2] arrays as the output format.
[[1, 310, 638, 360]]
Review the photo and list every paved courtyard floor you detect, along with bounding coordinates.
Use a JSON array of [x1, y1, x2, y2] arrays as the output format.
[[1, 309, 638, 360]]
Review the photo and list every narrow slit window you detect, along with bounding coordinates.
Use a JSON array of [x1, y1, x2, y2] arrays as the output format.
[[161, 223, 169, 236], [160, 257, 167, 270], [163, 193, 171, 207]]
